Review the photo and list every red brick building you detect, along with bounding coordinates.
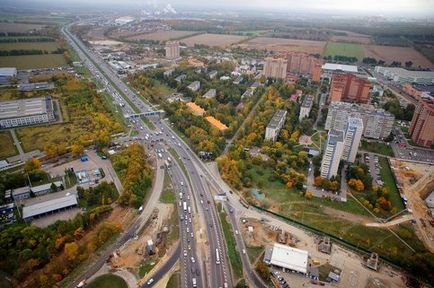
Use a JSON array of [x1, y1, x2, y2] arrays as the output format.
[[329, 73, 371, 103], [409, 100, 434, 147], [285, 52, 322, 82]]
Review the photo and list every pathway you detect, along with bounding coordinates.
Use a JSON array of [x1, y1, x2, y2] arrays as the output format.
[[10, 129, 25, 161], [365, 214, 414, 228]]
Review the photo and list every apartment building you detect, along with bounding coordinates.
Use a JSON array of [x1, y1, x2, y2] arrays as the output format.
[[286, 53, 322, 82], [299, 95, 314, 121], [165, 41, 180, 59], [409, 99, 434, 147], [329, 73, 372, 103], [325, 102, 394, 139], [187, 81, 201, 92], [0, 96, 55, 129], [342, 117, 363, 163], [263, 57, 287, 79], [265, 109, 287, 141], [320, 129, 345, 179]]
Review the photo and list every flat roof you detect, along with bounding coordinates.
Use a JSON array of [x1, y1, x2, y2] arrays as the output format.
[[267, 109, 287, 129], [268, 243, 309, 274], [328, 129, 344, 144], [31, 181, 63, 193], [376, 67, 434, 78], [12, 186, 31, 196], [0, 67, 17, 76], [0, 96, 52, 120], [203, 89, 216, 98], [301, 95, 314, 108], [206, 116, 228, 131], [322, 63, 358, 73], [186, 102, 205, 114], [22, 194, 78, 219]]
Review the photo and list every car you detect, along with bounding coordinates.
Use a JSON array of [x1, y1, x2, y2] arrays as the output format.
[[183, 250, 187, 257], [242, 249, 246, 254], [235, 230, 239, 235], [147, 278, 154, 285], [191, 256, 196, 263]]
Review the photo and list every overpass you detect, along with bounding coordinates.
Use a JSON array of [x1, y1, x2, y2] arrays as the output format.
[[126, 110, 165, 119]]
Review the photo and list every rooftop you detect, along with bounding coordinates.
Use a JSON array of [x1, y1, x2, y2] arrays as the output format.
[[267, 243, 309, 274], [328, 129, 344, 144], [347, 117, 364, 128], [12, 186, 31, 196], [0, 67, 17, 76], [376, 67, 434, 78], [22, 194, 78, 219], [203, 89, 216, 98], [322, 63, 358, 73], [205, 116, 228, 131], [301, 95, 314, 108], [0, 96, 52, 120], [267, 109, 287, 129], [186, 102, 205, 115], [31, 181, 63, 194]]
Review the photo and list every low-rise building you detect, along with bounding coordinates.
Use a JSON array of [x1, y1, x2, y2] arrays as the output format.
[[22, 194, 78, 221], [208, 70, 218, 79], [17, 82, 52, 92], [187, 81, 201, 92], [321, 129, 345, 179], [242, 88, 255, 99], [299, 95, 314, 121], [163, 69, 174, 77], [186, 102, 205, 116], [375, 66, 434, 85], [10, 186, 31, 200], [175, 74, 186, 83], [322, 63, 358, 74], [0, 67, 17, 84], [233, 76, 243, 85], [31, 181, 64, 196], [205, 116, 228, 132], [0, 96, 55, 129], [265, 109, 287, 141], [203, 89, 216, 99], [264, 243, 309, 274]]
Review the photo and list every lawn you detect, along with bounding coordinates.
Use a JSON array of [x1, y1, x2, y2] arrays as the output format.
[[160, 171, 176, 203], [0, 42, 60, 52], [0, 54, 66, 69], [138, 259, 158, 278], [324, 42, 364, 60], [245, 245, 264, 264], [361, 140, 394, 157], [166, 272, 181, 288], [379, 157, 405, 211], [86, 274, 128, 288], [310, 130, 327, 151], [0, 131, 17, 159], [218, 203, 243, 280]]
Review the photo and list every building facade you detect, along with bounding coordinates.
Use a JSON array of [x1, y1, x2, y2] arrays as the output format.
[[265, 109, 287, 141], [329, 73, 372, 103], [299, 95, 314, 121], [263, 57, 287, 79], [342, 117, 363, 163], [325, 102, 394, 139], [165, 41, 180, 59], [409, 100, 434, 147], [0, 96, 55, 129], [321, 129, 345, 179]]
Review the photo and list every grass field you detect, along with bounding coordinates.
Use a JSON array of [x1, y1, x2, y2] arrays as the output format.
[[0, 54, 66, 69], [0, 42, 60, 52], [138, 259, 158, 278], [324, 41, 364, 60], [245, 245, 264, 264], [166, 272, 181, 288], [86, 274, 127, 288], [310, 131, 327, 151], [160, 171, 176, 203], [0, 131, 17, 159], [379, 157, 405, 211], [361, 140, 394, 157], [16, 123, 74, 152]]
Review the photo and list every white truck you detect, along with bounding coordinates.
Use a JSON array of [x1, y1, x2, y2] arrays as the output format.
[[183, 201, 187, 212], [192, 278, 197, 287]]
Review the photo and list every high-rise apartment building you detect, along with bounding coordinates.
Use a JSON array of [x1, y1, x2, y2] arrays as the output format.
[[342, 117, 363, 163], [325, 102, 394, 139], [320, 129, 344, 179], [329, 73, 371, 103], [263, 57, 287, 79], [409, 100, 434, 147], [165, 41, 180, 59], [286, 53, 322, 82]]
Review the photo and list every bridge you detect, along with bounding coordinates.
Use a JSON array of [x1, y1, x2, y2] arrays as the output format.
[[126, 110, 165, 119]]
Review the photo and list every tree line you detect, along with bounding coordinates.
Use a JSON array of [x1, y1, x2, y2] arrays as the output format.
[[0, 47, 66, 56]]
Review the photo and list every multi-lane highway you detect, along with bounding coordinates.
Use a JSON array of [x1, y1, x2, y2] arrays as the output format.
[[62, 24, 231, 288]]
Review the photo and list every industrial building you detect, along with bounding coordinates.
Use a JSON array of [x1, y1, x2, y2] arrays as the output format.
[[264, 243, 309, 274], [321, 129, 345, 179], [165, 41, 180, 60], [31, 181, 64, 196], [17, 82, 52, 92], [342, 117, 363, 163], [0, 67, 17, 84], [329, 73, 372, 103], [0, 96, 55, 129], [263, 57, 287, 79], [10, 186, 31, 201], [409, 99, 434, 147], [22, 194, 78, 221], [325, 102, 394, 140], [299, 95, 314, 121], [265, 109, 287, 141], [322, 63, 358, 74], [375, 66, 434, 85]]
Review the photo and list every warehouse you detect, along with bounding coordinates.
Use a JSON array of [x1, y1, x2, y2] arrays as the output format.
[[264, 243, 309, 274], [375, 66, 434, 85], [0, 96, 55, 128], [0, 67, 17, 84], [22, 194, 78, 221]]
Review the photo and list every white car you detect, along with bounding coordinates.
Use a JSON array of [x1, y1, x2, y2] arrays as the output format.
[[183, 250, 187, 257], [191, 256, 196, 263], [147, 278, 154, 285]]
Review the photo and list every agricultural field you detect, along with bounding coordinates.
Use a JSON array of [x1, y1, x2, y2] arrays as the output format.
[[237, 37, 326, 54], [181, 33, 248, 48], [0, 131, 17, 159], [414, 43, 434, 64], [0, 22, 46, 33], [324, 41, 364, 60], [364, 45, 434, 68], [126, 30, 199, 41], [0, 54, 66, 69], [330, 33, 372, 44], [0, 42, 60, 52]]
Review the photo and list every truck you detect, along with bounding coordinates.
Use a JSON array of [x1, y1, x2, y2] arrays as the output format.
[[192, 278, 197, 287], [188, 206, 191, 214], [183, 201, 187, 212], [157, 153, 162, 159]]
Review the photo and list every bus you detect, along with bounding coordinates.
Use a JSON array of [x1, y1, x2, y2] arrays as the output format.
[[215, 248, 220, 265]]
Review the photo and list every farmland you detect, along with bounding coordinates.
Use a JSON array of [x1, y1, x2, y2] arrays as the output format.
[[0, 42, 60, 52], [330, 34, 372, 44], [324, 41, 364, 60], [181, 33, 248, 48], [0, 23, 47, 33], [0, 54, 66, 69], [237, 37, 326, 54], [364, 45, 434, 68], [126, 30, 199, 42]]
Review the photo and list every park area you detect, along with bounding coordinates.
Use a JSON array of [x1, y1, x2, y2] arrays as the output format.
[[324, 41, 364, 60], [0, 54, 66, 69], [237, 37, 326, 54], [181, 33, 248, 48], [126, 30, 198, 41]]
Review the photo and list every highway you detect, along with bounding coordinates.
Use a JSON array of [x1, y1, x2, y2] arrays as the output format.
[[62, 24, 230, 288]]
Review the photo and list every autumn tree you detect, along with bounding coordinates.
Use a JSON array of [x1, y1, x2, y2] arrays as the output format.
[[24, 158, 41, 173]]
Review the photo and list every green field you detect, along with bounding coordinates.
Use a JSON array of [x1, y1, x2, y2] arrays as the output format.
[[160, 171, 176, 203], [166, 272, 181, 288], [0, 54, 66, 69], [361, 140, 394, 157], [0, 42, 60, 52], [379, 157, 405, 211], [324, 41, 364, 60], [0, 131, 16, 159], [86, 274, 128, 288]]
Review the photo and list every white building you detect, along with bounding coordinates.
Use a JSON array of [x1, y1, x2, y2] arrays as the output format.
[[299, 95, 314, 121], [22, 194, 78, 221], [342, 117, 363, 163], [264, 243, 309, 274], [187, 81, 201, 92], [265, 109, 287, 141], [0, 96, 55, 129], [203, 89, 216, 99], [375, 66, 434, 85], [0, 67, 17, 84], [321, 129, 344, 179], [322, 63, 358, 74]]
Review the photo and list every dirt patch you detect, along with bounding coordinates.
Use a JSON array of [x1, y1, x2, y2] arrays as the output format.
[[181, 33, 248, 48], [237, 37, 326, 54], [126, 30, 198, 42], [86, 27, 108, 41], [322, 206, 371, 224], [364, 45, 434, 68]]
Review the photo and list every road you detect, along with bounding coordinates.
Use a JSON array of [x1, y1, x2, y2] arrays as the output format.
[[62, 24, 228, 288]]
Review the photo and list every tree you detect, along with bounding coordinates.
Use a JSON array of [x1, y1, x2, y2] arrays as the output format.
[[405, 61, 413, 68], [71, 143, 84, 157], [305, 191, 313, 200], [314, 176, 322, 187], [255, 261, 270, 282], [64, 242, 79, 261], [348, 178, 365, 192], [24, 158, 41, 173]]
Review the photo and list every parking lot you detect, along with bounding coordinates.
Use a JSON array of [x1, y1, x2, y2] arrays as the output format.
[[391, 128, 434, 164], [363, 153, 384, 187]]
